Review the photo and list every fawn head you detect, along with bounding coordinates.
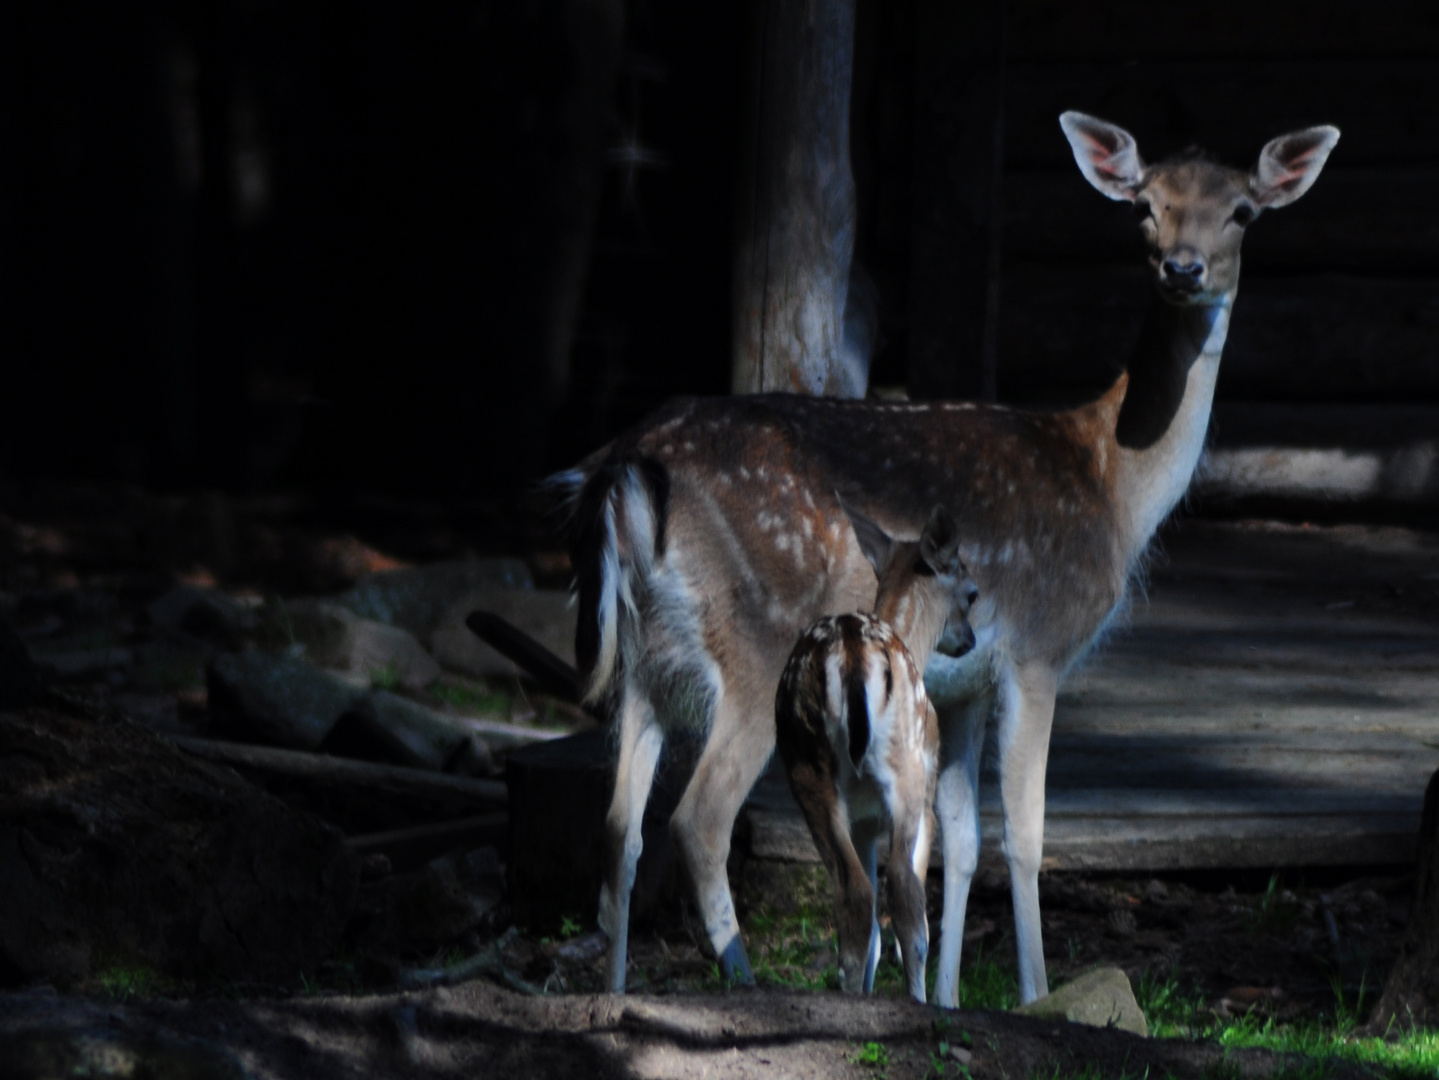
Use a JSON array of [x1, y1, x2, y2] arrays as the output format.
[[1059, 111, 1339, 305], [844, 501, 978, 660]]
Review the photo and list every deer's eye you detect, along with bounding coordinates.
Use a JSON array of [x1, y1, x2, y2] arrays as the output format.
[[1132, 199, 1153, 221], [1231, 203, 1256, 227]]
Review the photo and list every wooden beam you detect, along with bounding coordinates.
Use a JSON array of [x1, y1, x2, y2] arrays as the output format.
[[172, 736, 508, 804], [732, 0, 860, 396]]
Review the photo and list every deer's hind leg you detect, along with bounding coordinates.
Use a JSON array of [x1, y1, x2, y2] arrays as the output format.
[[668, 682, 775, 984], [599, 685, 664, 993]]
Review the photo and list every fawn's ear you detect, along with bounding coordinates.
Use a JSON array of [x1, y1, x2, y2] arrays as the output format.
[[919, 505, 962, 576], [1251, 126, 1340, 209], [1059, 111, 1145, 202], [839, 496, 895, 579]]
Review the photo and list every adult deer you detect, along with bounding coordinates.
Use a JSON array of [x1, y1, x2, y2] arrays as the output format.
[[776, 504, 976, 1002], [565, 112, 1338, 1004]]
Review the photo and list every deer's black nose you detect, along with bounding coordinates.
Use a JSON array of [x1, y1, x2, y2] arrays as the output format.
[[1161, 256, 1205, 292]]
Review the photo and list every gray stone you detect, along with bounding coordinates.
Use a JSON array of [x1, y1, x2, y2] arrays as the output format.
[[338, 690, 493, 774], [353, 856, 496, 959], [431, 589, 575, 680], [1014, 967, 1149, 1036], [148, 586, 260, 648], [283, 599, 441, 691], [339, 560, 533, 638], [207, 652, 364, 749]]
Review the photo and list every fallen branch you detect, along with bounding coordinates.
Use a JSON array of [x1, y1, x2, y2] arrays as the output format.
[[465, 611, 602, 720], [347, 813, 508, 851], [399, 927, 543, 995], [172, 737, 508, 804]]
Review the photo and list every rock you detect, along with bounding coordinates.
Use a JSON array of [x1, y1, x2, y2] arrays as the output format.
[[324, 690, 492, 774], [339, 560, 533, 638], [148, 586, 260, 649], [0, 707, 358, 987], [0, 1026, 255, 1080], [113, 691, 183, 735], [283, 599, 441, 691], [0, 620, 43, 710], [431, 589, 575, 680], [1014, 967, 1149, 1037], [352, 855, 497, 959], [207, 652, 364, 749]]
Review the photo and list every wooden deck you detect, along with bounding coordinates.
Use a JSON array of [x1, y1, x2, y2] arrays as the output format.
[[743, 518, 1439, 872]]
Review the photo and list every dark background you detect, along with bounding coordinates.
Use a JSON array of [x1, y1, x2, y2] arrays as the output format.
[[3, 0, 1437, 528]]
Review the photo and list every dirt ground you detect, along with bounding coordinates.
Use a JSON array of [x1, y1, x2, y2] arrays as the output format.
[[0, 976, 1379, 1080], [0, 485, 1421, 1077]]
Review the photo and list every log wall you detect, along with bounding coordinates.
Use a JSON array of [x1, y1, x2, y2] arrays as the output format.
[[851, 0, 1439, 409], [998, 4, 1439, 406]]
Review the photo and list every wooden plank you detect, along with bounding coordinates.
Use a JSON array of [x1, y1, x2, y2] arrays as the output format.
[[741, 517, 1439, 873], [1005, 0, 1439, 62], [744, 807, 1421, 871], [1003, 168, 1439, 277], [996, 267, 1439, 403], [172, 736, 509, 803], [1003, 60, 1439, 169]]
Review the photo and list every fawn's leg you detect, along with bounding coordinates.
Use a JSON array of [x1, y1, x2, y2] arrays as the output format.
[[850, 815, 884, 993], [787, 757, 876, 994]]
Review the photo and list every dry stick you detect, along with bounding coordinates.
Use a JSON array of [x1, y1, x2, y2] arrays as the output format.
[[399, 927, 543, 995], [172, 736, 508, 804], [347, 813, 508, 851]]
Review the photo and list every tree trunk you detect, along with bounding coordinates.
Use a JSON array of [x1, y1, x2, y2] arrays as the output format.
[[1369, 767, 1439, 1031], [732, 0, 861, 397]]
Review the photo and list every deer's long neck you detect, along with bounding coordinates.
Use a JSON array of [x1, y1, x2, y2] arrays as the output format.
[[874, 584, 944, 665], [1101, 289, 1234, 566]]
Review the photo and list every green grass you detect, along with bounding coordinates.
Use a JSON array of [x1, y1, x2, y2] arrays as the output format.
[[849, 1040, 890, 1076], [1135, 968, 1439, 1079], [369, 662, 402, 690], [95, 963, 168, 1001], [429, 680, 512, 714]]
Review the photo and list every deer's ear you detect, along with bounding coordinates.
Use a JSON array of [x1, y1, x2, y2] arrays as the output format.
[[1251, 126, 1340, 208], [1059, 111, 1145, 202], [919, 505, 962, 576], [840, 497, 895, 579]]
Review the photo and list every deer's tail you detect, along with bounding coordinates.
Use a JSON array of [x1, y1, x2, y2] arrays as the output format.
[[564, 456, 669, 706]]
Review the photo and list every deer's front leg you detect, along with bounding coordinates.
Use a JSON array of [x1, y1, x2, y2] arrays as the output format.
[[668, 689, 772, 985], [932, 692, 991, 1009], [599, 689, 664, 993], [997, 660, 1059, 1005]]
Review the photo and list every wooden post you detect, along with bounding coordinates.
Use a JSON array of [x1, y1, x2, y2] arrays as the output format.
[[1368, 767, 1439, 1031], [732, 0, 861, 397], [909, 0, 1006, 402]]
